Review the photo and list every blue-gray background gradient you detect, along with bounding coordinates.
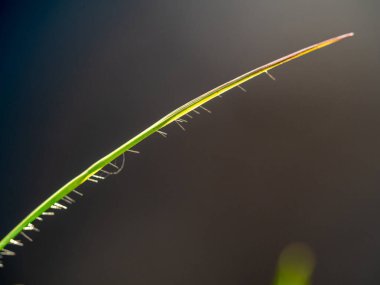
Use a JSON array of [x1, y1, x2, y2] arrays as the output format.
[[1, 0, 379, 284]]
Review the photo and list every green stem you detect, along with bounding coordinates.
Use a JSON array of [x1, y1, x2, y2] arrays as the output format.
[[0, 32, 353, 252]]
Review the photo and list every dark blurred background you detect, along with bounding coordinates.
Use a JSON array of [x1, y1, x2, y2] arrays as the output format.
[[0, 0, 379, 284]]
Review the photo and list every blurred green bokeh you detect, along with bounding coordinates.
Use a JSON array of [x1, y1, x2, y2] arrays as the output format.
[[273, 243, 316, 285]]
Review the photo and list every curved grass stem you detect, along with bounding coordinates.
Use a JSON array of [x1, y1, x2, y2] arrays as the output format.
[[0, 32, 353, 252]]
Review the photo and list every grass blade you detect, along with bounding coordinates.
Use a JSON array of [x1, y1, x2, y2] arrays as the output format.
[[0, 33, 354, 256]]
